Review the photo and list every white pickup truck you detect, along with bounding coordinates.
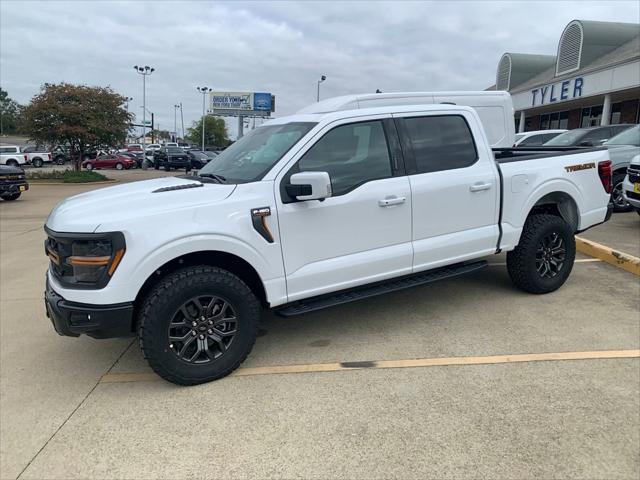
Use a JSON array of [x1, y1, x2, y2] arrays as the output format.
[[0, 145, 28, 167], [44, 94, 613, 385]]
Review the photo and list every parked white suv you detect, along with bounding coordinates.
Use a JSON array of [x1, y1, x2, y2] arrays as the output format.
[[622, 155, 640, 215], [513, 129, 567, 147], [0, 145, 28, 167], [44, 96, 613, 385]]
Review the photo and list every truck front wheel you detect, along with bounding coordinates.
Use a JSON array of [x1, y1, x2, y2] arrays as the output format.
[[138, 266, 261, 385], [506, 214, 575, 294]]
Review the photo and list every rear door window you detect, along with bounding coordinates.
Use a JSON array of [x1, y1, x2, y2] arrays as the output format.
[[401, 115, 478, 173]]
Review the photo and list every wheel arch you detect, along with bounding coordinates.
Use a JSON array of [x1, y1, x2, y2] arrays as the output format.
[[133, 250, 268, 331], [529, 191, 580, 232]]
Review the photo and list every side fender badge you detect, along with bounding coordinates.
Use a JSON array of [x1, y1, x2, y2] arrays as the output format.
[[251, 207, 274, 243]]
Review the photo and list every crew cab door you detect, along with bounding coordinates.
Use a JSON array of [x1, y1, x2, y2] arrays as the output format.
[[394, 110, 500, 270], [275, 117, 412, 301]]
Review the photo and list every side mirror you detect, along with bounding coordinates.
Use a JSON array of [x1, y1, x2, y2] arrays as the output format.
[[286, 171, 332, 201], [578, 141, 593, 147]]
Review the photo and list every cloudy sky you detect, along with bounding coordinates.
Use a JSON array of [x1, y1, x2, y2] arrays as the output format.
[[1, 0, 638, 138]]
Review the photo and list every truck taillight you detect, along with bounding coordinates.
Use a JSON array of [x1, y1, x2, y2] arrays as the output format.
[[48, 153, 52, 161], [597, 160, 612, 194], [24, 154, 28, 162]]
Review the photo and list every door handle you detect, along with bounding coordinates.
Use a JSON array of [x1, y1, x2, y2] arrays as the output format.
[[378, 196, 406, 207], [469, 183, 492, 192]]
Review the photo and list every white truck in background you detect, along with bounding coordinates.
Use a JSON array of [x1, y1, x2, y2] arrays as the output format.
[[0, 145, 28, 167], [44, 93, 612, 386]]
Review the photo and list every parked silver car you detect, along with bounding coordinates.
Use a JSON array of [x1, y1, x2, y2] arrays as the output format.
[[604, 125, 640, 212]]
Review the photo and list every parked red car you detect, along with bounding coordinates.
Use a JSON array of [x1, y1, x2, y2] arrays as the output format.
[[126, 144, 144, 152], [82, 153, 136, 170]]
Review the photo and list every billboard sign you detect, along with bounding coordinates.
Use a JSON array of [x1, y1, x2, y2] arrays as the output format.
[[210, 92, 253, 111], [209, 91, 274, 117]]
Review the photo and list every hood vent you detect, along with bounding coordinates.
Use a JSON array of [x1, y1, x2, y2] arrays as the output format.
[[153, 182, 203, 193]]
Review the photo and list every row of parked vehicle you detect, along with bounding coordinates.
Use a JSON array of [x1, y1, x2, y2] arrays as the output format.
[[512, 124, 640, 212], [80, 143, 221, 172]]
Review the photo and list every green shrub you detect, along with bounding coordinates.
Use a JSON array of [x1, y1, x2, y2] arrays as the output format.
[[26, 169, 109, 183]]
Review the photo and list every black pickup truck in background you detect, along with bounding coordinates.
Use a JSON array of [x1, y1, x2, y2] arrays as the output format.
[[0, 165, 29, 201], [153, 146, 191, 172]]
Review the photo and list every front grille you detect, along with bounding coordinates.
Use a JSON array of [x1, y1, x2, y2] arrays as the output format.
[[1, 175, 25, 181], [627, 166, 640, 183], [626, 190, 640, 201]]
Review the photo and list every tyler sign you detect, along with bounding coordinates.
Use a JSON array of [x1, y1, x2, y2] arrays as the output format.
[[531, 77, 584, 107]]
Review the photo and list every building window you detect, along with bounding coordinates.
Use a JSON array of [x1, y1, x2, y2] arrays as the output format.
[[610, 103, 622, 124], [581, 105, 603, 127], [539, 111, 569, 130]]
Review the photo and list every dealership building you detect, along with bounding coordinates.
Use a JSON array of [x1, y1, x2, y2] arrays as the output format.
[[490, 20, 640, 132]]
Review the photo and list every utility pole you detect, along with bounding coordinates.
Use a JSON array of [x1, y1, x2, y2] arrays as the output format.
[[197, 86, 212, 150], [180, 102, 185, 140]]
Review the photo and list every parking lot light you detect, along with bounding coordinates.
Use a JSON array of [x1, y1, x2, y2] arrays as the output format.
[[197, 87, 212, 151], [134, 65, 154, 168], [317, 75, 326, 102]]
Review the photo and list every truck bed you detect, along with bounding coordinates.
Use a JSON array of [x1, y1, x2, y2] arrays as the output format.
[[493, 146, 606, 163]]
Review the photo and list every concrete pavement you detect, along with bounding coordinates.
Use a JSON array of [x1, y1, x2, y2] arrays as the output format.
[[1, 175, 638, 479]]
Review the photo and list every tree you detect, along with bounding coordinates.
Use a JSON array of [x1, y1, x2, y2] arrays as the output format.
[[21, 83, 133, 170], [149, 129, 172, 142], [0, 88, 24, 135], [187, 116, 229, 148]]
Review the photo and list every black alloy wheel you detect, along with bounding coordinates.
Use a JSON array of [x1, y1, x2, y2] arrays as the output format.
[[168, 295, 238, 364], [535, 232, 566, 278], [612, 173, 632, 212]]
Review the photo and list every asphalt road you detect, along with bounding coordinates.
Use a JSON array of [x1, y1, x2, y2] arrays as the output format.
[[1, 171, 638, 479]]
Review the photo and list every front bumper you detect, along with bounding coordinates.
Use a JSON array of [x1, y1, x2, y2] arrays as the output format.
[[0, 181, 28, 195], [622, 177, 640, 209], [45, 278, 134, 339]]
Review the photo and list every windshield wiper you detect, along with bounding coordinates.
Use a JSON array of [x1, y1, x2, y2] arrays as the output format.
[[198, 173, 227, 183]]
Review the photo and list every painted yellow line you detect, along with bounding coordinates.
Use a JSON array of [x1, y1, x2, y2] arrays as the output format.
[[99, 349, 640, 384], [575, 236, 640, 276], [488, 258, 601, 266]]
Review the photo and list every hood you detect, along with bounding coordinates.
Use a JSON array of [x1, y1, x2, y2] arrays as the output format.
[[0, 165, 24, 175], [46, 176, 236, 233], [606, 144, 640, 168]]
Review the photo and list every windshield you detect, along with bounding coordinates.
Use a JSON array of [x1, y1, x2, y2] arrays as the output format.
[[544, 129, 588, 146], [198, 122, 316, 183], [605, 125, 639, 146]]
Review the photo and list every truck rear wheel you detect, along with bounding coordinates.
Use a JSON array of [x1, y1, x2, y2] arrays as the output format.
[[138, 265, 261, 385], [506, 214, 575, 294], [32, 157, 44, 168]]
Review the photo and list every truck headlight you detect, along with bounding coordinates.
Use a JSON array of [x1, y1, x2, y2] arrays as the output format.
[[45, 229, 126, 288]]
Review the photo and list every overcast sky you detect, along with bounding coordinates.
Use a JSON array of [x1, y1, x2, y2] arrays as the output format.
[[1, 0, 639, 139]]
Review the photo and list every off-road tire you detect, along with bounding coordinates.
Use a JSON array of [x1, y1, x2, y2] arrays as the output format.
[[138, 266, 261, 385], [5, 160, 19, 167], [507, 214, 575, 294], [32, 157, 44, 168], [1, 193, 21, 201]]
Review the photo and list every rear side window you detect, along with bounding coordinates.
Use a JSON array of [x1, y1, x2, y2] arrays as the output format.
[[0, 147, 18, 153], [297, 120, 392, 196], [402, 115, 477, 173]]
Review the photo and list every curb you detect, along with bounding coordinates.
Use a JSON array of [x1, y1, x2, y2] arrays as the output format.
[[575, 236, 640, 276], [27, 180, 117, 185]]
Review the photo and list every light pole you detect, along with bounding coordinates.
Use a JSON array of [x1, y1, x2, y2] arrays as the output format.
[[124, 97, 133, 112], [134, 65, 154, 166], [317, 75, 326, 102], [174, 104, 180, 141], [197, 86, 212, 151]]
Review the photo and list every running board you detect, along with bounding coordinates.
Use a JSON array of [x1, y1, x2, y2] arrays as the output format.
[[276, 260, 488, 317]]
